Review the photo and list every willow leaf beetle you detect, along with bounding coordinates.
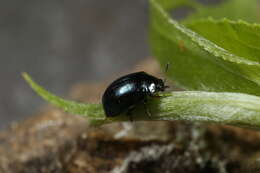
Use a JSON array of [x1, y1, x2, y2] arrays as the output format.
[[102, 70, 168, 120]]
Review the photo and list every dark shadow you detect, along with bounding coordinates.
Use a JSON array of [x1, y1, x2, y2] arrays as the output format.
[[195, 0, 225, 6], [170, 6, 195, 21]]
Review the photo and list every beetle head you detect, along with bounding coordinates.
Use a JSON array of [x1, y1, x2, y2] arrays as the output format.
[[156, 79, 166, 92], [148, 79, 166, 94]]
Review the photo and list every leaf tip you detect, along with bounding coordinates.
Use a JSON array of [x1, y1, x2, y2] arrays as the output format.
[[22, 72, 30, 83], [22, 72, 36, 90]]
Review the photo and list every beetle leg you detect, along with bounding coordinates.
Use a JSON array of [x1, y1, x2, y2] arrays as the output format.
[[126, 106, 135, 122], [148, 93, 163, 98], [129, 115, 133, 122], [147, 91, 163, 98], [151, 95, 162, 98], [143, 99, 152, 117]]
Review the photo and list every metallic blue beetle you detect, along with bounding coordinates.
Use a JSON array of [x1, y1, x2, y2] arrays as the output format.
[[102, 71, 166, 118]]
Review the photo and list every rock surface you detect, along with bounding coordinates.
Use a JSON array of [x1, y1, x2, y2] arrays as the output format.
[[1, 59, 260, 173]]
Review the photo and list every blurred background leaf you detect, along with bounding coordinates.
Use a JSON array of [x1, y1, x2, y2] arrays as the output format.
[[167, 0, 260, 23]]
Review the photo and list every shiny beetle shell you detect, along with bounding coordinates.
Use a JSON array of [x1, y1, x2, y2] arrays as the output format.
[[102, 71, 165, 117]]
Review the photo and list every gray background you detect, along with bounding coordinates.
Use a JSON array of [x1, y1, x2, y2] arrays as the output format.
[[0, 0, 149, 129], [0, 0, 219, 129]]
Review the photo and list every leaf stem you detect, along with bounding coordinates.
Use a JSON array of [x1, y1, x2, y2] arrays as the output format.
[[23, 73, 260, 129]]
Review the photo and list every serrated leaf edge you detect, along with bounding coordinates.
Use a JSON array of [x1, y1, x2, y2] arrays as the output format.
[[151, 0, 260, 66]]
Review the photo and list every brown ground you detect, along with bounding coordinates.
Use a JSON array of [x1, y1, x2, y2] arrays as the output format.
[[1, 59, 260, 173]]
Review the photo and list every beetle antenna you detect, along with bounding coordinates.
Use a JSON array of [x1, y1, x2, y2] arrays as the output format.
[[163, 62, 170, 89], [165, 62, 170, 73]]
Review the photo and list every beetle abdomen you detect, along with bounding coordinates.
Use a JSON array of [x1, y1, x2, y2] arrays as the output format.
[[102, 81, 145, 117]]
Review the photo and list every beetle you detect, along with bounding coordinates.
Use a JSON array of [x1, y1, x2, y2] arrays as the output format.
[[102, 71, 167, 120]]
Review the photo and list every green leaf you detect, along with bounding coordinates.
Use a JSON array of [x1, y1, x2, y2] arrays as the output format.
[[187, 19, 260, 85], [149, 91, 260, 129], [168, 0, 260, 23], [23, 73, 260, 129], [150, 0, 260, 96], [22, 72, 105, 120]]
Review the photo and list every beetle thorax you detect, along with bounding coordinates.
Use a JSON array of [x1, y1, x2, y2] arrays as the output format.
[[148, 83, 156, 93]]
